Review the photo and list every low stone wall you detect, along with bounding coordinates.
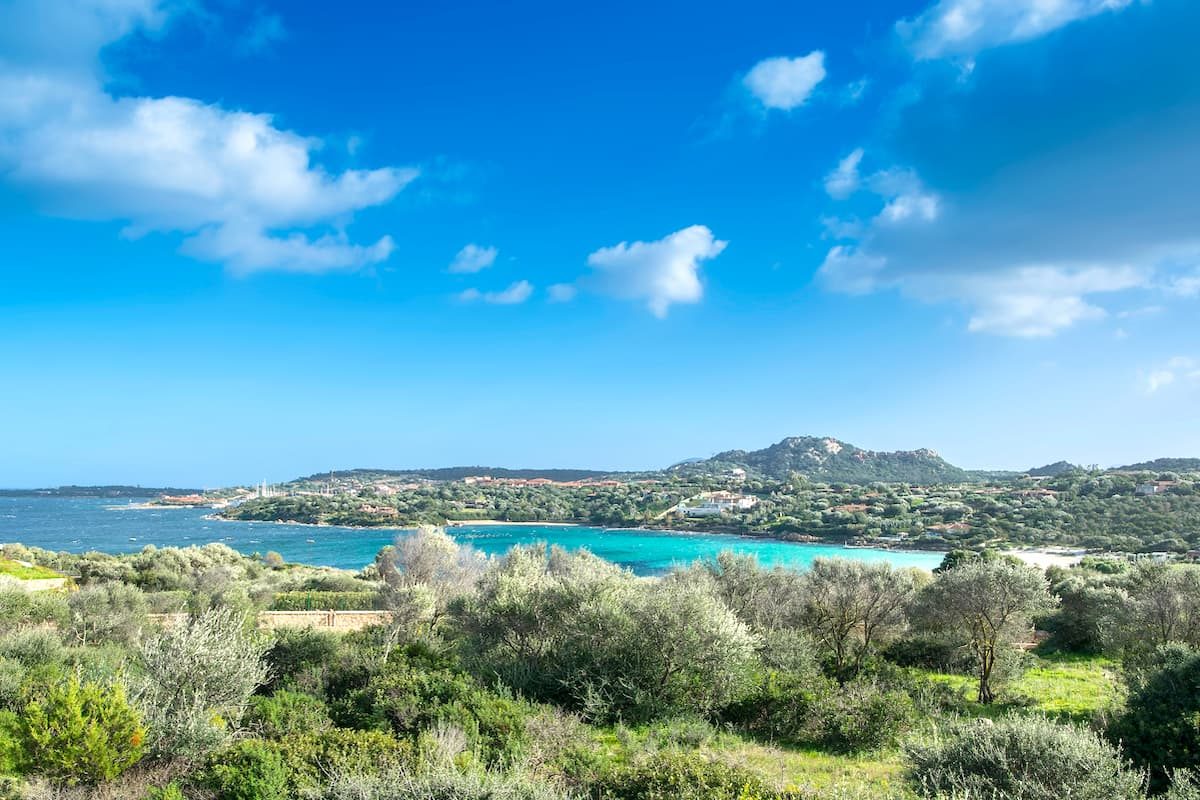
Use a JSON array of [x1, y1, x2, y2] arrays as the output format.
[[0, 575, 69, 592], [149, 610, 391, 632]]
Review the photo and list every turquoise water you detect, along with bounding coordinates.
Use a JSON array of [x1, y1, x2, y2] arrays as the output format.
[[0, 496, 944, 574]]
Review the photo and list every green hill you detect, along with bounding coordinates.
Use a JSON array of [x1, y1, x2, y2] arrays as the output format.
[[672, 435, 973, 484]]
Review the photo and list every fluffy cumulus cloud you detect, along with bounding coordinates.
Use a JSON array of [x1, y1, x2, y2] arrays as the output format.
[[743, 52, 826, 110], [458, 280, 533, 305], [818, 0, 1199, 337], [448, 243, 498, 273], [582, 225, 726, 317], [898, 0, 1133, 59], [0, 0, 413, 274]]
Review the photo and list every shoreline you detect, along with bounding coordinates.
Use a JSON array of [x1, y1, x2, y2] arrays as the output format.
[[211, 512, 951, 558]]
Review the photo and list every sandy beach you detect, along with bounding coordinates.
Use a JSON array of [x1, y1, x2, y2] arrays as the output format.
[[446, 519, 582, 527], [1004, 548, 1086, 569]]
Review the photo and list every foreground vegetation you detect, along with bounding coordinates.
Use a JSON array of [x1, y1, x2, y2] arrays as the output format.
[[1, 533, 1200, 799]]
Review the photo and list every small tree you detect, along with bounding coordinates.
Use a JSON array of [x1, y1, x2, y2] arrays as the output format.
[[798, 558, 918, 680], [376, 526, 487, 641], [132, 607, 269, 760], [915, 560, 1054, 703], [20, 676, 145, 785], [67, 581, 149, 646]]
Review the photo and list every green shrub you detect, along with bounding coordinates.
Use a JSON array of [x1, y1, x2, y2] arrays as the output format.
[[210, 730, 411, 796], [20, 676, 145, 785], [806, 681, 914, 753], [143, 784, 187, 800], [264, 628, 341, 693], [1109, 645, 1200, 791], [245, 690, 332, 739], [272, 729, 411, 791], [593, 751, 780, 800], [206, 739, 289, 800], [0, 629, 65, 669], [906, 715, 1144, 800], [722, 669, 829, 745], [344, 645, 529, 765], [314, 763, 572, 800], [0, 711, 22, 776], [270, 591, 383, 611]]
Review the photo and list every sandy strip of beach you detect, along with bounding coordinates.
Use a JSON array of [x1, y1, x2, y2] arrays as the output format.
[[1004, 548, 1086, 569], [448, 519, 582, 527]]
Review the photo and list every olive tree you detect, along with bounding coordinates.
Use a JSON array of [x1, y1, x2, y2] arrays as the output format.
[[376, 526, 488, 640], [1120, 564, 1200, 650], [132, 606, 270, 760], [798, 558, 920, 680], [915, 560, 1055, 703]]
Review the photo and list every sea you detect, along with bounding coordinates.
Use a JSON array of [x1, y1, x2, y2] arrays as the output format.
[[0, 496, 945, 575]]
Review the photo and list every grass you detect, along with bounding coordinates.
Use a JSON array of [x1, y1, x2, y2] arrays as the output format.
[[0, 557, 62, 580], [593, 722, 907, 796], [911, 651, 1122, 723]]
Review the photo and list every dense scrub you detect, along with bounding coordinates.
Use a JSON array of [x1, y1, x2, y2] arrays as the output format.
[[1, 533, 1199, 798]]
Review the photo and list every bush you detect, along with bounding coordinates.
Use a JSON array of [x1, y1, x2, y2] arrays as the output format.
[[206, 739, 289, 800], [66, 581, 149, 646], [270, 591, 383, 611], [273, 729, 411, 790], [0, 711, 22, 777], [806, 681, 914, 753], [906, 715, 1144, 800], [132, 607, 270, 759], [314, 763, 571, 800], [0, 589, 68, 630], [19, 676, 145, 785], [209, 730, 412, 796], [722, 669, 829, 745], [263, 627, 341, 693], [593, 751, 780, 800], [1109, 645, 1200, 791], [363, 647, 529, 765], [245, 690, 332, 739]]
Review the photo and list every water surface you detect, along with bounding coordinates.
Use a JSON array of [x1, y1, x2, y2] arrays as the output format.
[[0, 496, 943, 574]]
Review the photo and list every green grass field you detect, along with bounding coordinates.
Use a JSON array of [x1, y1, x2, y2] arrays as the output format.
[[0, 558, 62, 580], [910, 652, 1122, 723]]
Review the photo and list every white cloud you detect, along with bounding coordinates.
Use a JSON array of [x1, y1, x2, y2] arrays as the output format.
[[448, 243, 498, 273], [584, 225, 727, 317], [547, 283, 577, 303], [898, 0, 1134, 60], [458, 280, 533, 305], [743, 52, 826, 111], [824, 149, 864, 199], [1142, 356, 1200, 394], [1169, 270, 1200, 297], [0, 0, 413, 274]]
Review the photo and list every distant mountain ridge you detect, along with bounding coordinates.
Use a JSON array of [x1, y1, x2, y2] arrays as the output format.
[[672, 435, 973, 484], [297, 467, 615, 483], [1116, 458, 1200, 472], [1027, 461, 1082, 477]]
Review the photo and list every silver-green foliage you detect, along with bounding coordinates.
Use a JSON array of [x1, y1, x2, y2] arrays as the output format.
[[906, 715, 1144, 800], [132, 607, 270, 760]]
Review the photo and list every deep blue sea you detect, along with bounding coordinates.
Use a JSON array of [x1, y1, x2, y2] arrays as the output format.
[[0, 496, 944, 575]]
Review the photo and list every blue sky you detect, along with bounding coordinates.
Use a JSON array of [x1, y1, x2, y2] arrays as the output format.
[[1, 0, 1198, 486]]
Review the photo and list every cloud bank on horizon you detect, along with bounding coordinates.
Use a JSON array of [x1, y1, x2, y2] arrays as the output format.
[[0, 0, 1196, 336]]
